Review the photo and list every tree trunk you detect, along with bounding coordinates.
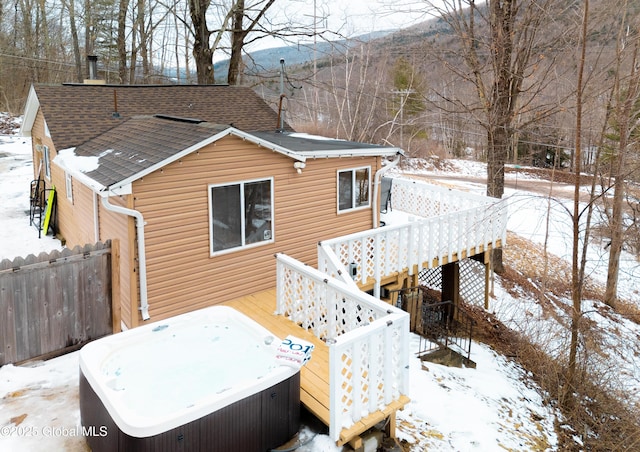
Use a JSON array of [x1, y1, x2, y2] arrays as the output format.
[[565, 0, 589, 409], [486, 126, 507, 200], [227, 0, 276, 85], [604, 40, 640, 307], [486, 123, 508, 273], [188, 0, 214, 84], [129, 22, 138, 84], [485, 1, 516, 274], [604, 173, 624, 308], [227, 0, 245, 85], [62, 0, 83, 82], [117, 0, 129, 84], [84, 0, 94, 79], [137, 0, 149, 81], [35, 0, 49, 79]]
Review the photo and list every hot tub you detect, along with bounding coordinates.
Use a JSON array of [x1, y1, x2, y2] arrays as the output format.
[[79, 306, 300, 452]]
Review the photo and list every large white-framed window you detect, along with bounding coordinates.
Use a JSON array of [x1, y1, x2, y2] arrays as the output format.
[[208, 177, 274, 256], [65, 172, 73, 203], [337, 167, 371, 212]]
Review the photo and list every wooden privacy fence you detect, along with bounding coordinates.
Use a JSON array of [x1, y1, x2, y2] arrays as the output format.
[[0, 241, 114, 366]]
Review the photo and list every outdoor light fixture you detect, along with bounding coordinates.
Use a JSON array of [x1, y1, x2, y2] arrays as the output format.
[[293, 162, 306, 174]]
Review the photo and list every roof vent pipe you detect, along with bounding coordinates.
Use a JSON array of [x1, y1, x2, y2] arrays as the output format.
[[277, 58, 286, 131], [112, 90, 120, 118]]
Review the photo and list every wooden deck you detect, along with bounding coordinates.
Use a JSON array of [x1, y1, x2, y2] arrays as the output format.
[[224, 288, 409, 447]]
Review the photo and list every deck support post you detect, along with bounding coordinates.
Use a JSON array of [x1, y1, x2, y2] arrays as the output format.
[[484, 250, 491, 309], [442, 261, 460, 321], [385, 412, 397, 439], [348, 436, 364, 452]]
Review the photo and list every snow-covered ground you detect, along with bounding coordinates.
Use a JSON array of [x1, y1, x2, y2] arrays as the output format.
[[1, 126, 637, 451], [394, 159, 640, 409], [0, 132, 63, 260]]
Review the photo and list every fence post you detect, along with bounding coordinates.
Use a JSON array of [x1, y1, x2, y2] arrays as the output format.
[[0, 242, 113, 365], [111, 239, 121, 333]]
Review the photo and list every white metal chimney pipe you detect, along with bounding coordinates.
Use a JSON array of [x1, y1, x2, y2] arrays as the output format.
[[87, 55, 98, 80]]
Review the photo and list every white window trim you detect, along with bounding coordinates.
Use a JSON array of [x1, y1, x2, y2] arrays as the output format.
[[337, 166, 371, 213], [65, 172, 73, 203], [43, 145, 51, 180], [207, 177, 275, 257]]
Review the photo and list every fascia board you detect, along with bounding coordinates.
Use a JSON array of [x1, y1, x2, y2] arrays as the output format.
[[20, 85, 39, 137], [105, 127, 308, 193]]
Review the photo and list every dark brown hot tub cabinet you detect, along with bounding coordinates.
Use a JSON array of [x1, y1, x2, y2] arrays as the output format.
[[80, 371, 301, 452]]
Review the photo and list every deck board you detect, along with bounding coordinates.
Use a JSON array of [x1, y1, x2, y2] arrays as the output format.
[[224, 289, 332, 428], [224, 288, 409, 446]]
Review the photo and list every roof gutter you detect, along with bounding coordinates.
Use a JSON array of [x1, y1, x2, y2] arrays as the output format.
[[100, 194, 150, 321], [373, 152, 401, 229]]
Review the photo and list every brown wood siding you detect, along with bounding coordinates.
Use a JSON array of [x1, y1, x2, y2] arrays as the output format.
[[133, 135, 379, 322], [56, 178, 96, 247], [30, 111, 54, 181], [98, 195, 135, 329], [31, 109, 96, 248], [32, 109, 138, 329], [32, 108, 137, 328]]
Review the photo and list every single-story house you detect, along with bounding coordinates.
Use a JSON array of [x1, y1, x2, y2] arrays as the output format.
[[20, 83, 507, 447], [20, 84, 402, 329]]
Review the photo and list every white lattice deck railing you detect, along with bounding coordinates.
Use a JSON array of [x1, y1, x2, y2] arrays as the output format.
[[390, 176, 494, 217], [319, 177, 508, 296], [275, 253, 410, 442]]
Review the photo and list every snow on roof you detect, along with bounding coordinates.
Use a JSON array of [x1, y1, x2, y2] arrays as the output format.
[[52, 147, 106, 192]]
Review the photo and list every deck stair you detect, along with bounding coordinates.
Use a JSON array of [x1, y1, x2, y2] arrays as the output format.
[[389, 287, 476, 368], [417, 299, 476, 368]]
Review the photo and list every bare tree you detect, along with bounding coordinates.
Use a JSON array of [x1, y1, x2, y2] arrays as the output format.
[[565, 0, 590, 409], [186, 0, 323, 85], [320, 43, 390, 143], [603, 15, 640, 308], [61, 0, 83, 82], [188, 0, 230, 84], [117, 0, 129, 83], [420, 0, 570, 272], [227, 0, 276, 85]]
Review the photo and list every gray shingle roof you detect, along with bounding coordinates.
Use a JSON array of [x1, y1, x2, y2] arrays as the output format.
[[61, 115, 402, 191], [32, 84, 290, 150], [250, 131, 387, 154], [72, 115, 228, 187]]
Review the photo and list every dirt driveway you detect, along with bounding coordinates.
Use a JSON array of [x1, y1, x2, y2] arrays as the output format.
[[407, 172, 598, 204]]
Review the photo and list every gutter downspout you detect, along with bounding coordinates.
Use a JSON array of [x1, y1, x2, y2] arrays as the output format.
[[100, 194, 150, 321], [93, 194, 100, 242], [373, 152, 401, 228]]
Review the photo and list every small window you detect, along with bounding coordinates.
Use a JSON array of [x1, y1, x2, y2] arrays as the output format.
[[43, 145, 51, 179], [65, 172, 73, 203], [338, 167, 370, 212], [208, 178, 274, 255]]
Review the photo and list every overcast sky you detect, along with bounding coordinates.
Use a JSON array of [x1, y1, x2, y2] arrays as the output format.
[[319, 0, 428, 36], [242, 0, 430, 54]]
